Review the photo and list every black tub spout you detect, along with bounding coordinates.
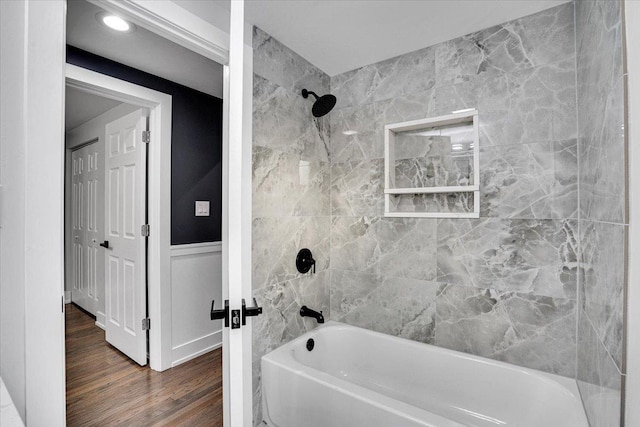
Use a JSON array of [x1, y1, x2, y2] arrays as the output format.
[[300, 305, 324, 324]]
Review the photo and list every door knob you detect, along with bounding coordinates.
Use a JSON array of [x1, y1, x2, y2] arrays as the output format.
[[99, 240, 110, 249]]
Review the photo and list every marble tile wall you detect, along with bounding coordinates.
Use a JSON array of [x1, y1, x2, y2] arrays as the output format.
[[575, 0, 627, 425], [329, 2, 580, 377], [251, 1, 628, 425], [251, 27, 331, 426]]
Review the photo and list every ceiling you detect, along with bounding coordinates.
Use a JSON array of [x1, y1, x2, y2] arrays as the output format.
[[65, 86, 123, 131], [66, 0, 224, 98], [211, 0, 571, 76], [65, 1, 572, 91]]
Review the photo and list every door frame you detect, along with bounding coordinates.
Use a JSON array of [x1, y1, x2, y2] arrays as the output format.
[[8, 0, 254, 424], [65, 64, 173, 370], [64, 1, 251, 425]]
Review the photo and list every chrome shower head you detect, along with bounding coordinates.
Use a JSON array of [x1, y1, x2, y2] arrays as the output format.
[[301, 89, 336, 118]]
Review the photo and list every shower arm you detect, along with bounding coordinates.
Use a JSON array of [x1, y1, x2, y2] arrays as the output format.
[[301, 89, 319, 100]]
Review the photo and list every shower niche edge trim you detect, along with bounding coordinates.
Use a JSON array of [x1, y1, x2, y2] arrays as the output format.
[[383, 109, 480, 218]]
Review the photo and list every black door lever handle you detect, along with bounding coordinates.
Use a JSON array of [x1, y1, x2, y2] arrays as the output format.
[[210, 300, 230, 327], [241, 298, 263, 325], [99, 241, 109, 249]]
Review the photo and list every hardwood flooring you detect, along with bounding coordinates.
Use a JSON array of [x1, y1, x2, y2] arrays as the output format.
[[65, 304, 223, 426]]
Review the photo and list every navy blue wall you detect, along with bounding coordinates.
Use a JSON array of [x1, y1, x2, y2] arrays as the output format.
[[67, 46, 222, 244]]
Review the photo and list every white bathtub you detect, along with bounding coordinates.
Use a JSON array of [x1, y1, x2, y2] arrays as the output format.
[[261, 321, 588, 427]]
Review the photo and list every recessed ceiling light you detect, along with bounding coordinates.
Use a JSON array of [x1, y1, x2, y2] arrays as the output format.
[[96, 12, 136, 33], [342, 130, 358, 136]]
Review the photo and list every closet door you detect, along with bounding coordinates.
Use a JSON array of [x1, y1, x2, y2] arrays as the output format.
[[71, 142, 101, 315]]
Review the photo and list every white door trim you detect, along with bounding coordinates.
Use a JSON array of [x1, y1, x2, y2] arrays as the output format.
[[66, 64, 173, 371], [223, 1, 254, 425], [22, 2, 67, 424]]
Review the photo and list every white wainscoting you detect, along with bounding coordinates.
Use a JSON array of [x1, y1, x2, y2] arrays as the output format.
[[170, 241, 223, 367]]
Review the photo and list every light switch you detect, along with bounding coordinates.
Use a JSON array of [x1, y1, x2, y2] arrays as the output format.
[[195, 200, 210, 217]]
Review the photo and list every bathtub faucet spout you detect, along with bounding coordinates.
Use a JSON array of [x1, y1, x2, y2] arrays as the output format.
[[300, 305, 324, 324]]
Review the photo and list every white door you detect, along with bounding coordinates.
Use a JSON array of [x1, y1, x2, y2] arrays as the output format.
[[224, 1, 254, 425], [71, 142, 103, 315], [104, 109, 148, 366]]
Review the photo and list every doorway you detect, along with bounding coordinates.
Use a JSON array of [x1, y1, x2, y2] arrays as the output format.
[[0, 0, 255, 424], [63, 64, 225, 424], [65, 87, 150, 365], [65, 64, 172, 370], [62, 0, 231, 416]]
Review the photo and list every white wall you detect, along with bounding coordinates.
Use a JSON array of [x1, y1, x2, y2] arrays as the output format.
[[0, 1, 67, 425], [0, 1, 28, 420], [64, 102, 139, 326], [170, 242, 223, 366]]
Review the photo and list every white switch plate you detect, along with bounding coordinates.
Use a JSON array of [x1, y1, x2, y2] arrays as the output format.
[[195, 200, 210, 217]]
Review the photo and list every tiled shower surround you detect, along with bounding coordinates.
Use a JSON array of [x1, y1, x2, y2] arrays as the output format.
[[251, 1, 627, 426], [250, 26, 332, 425], [329, 1, 578, 375], [575, 0, 626, 425]]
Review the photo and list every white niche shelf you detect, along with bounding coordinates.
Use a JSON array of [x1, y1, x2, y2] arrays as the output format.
[[384, 109, 480, 218]]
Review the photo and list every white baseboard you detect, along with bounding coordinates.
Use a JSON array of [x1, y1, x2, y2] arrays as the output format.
[[95, 311, 106, 330], [64, 291, 71, 304], [170, 241, 222, 257], [171, 330, 222, 367]]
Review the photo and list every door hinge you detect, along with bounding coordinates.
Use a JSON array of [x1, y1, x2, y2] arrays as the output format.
[[142, 318, 151, 330], [142, 131, 150, 144], [141, 224, 150, 237]]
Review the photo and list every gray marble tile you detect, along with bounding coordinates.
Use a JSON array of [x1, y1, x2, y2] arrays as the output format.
[[435, 59, 577, 147], [331, 159, 384, 216], [577, 309, 622, 427], [331, 45, 435, 110], [480, 140, 578, 219], [576, 0, 623, 133], [437, 218, 578, 299], [335, 274, 440, 344], [435, 284, 576, 376], [253, 146, 330, 217], [329, 101, 382, 162], [394, 137, 474, 188], [579, 76, 626, 224], [331, 216, 437, 281], [253, 26, 330, 96], [435, 3, 574, 87], [252, 270, 330, 426], [329, 90, 436, 163], [579, 220, 625, 370], [252, 216, 330, 289], [330, 269, 382, 319], [253, 74, 329, 162]]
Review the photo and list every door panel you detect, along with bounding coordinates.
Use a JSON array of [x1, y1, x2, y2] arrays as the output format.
[[104, 109, 148, 366], [71, 142, 102, 315]]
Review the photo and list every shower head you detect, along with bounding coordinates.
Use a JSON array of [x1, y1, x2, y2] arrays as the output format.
[[302, 89, 337, 118]]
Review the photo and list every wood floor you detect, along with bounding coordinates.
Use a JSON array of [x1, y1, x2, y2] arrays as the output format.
[[65, 304, 223, 426]]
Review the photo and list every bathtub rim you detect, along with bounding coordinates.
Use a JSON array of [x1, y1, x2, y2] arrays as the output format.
[[261, 320, 588, 426]]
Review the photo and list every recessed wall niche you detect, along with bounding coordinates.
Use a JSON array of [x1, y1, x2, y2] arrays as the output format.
[[384, 109, 479, 218]]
